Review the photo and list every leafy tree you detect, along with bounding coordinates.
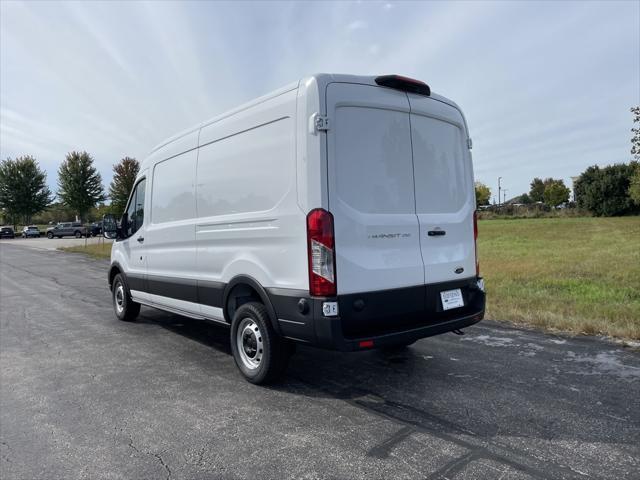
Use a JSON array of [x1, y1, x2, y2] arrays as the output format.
[[631, 106, 640, 161], [32, 202, 76, 225], [628, 162, 640, 206], [511, 193, 532, 204], [88, 202, 114, 222], [474, 182, 491, 207], [543, 179, 571, 206], [529, 178, 545, 202], [0, 156, 53, 228], [574, 163, 639, 216], [57, 151, 105, 222], [108, 157, 139, 218]]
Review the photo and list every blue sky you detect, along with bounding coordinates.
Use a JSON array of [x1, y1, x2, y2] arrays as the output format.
[[1, 0, 638, 202]]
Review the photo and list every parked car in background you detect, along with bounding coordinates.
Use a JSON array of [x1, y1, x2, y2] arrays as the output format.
[[22, 226, 40, 238], [88, 222, 102, 237], [46, 222, 87, 239], [0, 226, 15, 239]]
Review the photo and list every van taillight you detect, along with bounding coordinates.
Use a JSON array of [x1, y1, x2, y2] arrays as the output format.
[[307, 209, 336, 297], [474, 210, 479, 277]]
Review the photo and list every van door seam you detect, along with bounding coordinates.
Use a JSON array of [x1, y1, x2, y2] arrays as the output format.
[[406, 92, 427, 286], [195, 127, 202, 305]]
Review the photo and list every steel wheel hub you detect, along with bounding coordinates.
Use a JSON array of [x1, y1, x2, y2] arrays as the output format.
[[115, 284, 125, 314], [236, 318, 263, 370]]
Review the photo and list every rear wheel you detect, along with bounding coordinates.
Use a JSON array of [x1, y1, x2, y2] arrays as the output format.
[[230, 302, 290, 384], [112, 274, 140, 322]]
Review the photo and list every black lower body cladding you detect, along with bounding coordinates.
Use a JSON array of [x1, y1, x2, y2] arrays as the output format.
[[112, 268, 485, 351], [268, 277, 485, 350]]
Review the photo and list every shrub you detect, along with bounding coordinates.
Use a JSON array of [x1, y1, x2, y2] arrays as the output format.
[[574, 163, 639, 216]]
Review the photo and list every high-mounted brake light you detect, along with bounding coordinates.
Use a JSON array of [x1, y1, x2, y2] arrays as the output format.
[[307, 209, 337, 297], [473, 211, 479, 277], [375, 74, 431, 96]]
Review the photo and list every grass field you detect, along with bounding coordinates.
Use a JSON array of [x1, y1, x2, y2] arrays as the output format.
[[60, 242, 112, 260], [479, 217, 640, 340], [60, 217, 640, 340]]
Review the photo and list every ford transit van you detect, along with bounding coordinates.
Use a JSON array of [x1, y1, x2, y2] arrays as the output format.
[[104, 74, 486, 384]]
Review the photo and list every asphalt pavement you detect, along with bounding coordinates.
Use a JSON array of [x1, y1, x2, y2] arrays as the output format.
[[1, 243, 639, 479], [0, 235, 112, 250]]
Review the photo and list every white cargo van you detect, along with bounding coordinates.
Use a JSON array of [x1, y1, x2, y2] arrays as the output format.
[[104, 74, 486, 384]]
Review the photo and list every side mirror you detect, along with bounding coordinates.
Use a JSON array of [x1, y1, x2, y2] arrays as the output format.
[[103, 214, 119, 240]]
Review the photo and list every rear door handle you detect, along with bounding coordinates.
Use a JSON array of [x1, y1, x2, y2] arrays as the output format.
[[427, 230, 446, 236], [137, 236, 144, 243]]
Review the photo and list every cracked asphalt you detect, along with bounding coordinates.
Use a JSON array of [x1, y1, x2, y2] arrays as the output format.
[[1, 243, 639, 479]]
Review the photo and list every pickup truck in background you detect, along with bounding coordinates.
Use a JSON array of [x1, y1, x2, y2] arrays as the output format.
[[46, 222, 88, 239]]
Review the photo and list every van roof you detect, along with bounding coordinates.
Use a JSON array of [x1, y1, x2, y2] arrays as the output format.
[[150, 73, 461, 154]]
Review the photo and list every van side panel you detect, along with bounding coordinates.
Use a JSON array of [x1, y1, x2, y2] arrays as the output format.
[[296, 76, 327, 212], [145, 130, 199, 313], [195, 89, 307, 306]]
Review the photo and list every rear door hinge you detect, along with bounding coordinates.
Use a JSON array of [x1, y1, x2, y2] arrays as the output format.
[[310, 113, 330, 135]]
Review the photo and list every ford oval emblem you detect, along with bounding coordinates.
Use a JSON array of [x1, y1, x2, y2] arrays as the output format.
[[454, 267, 464, 274]]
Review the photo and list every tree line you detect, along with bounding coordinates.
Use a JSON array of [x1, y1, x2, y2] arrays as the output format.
[[475, 106, 640, 216], [475, 164, 640, 217], [0, 152, 139, 228]]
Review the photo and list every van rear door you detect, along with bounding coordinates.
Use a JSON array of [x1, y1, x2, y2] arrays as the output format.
[[407, 94, 476, 284], [325, 83, 424, 294]]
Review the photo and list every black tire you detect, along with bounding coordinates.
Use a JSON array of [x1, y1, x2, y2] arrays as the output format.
[[230, 302, 290, 384], [112, 273, 140, 322], [47, 232, 53, 239], [75, 230, 82, 238]]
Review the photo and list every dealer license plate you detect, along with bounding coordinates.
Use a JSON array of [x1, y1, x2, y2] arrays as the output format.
[[440, 288, 464, 311]]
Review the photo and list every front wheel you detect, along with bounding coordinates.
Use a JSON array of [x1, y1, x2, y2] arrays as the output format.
[[47, 232, 53, 239], [75, 231, 82, 238], [112, 274, 140, 322], [230, 302, 290, 384]]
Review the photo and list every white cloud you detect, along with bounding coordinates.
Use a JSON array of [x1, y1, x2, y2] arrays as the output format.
[[346, 19, 367, 31], [0, 0, 637, 198]]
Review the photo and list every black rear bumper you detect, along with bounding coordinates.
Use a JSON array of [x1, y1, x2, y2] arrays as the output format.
[[267, 277, 485, 351]]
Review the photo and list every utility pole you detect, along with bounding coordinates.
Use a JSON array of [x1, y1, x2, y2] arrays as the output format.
[[498, 177, 502, 208], [503, 189, 508, 205]]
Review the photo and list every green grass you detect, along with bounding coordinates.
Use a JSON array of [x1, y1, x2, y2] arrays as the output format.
[[60, 242, 112, 260], [479, 217, 640, 340]]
